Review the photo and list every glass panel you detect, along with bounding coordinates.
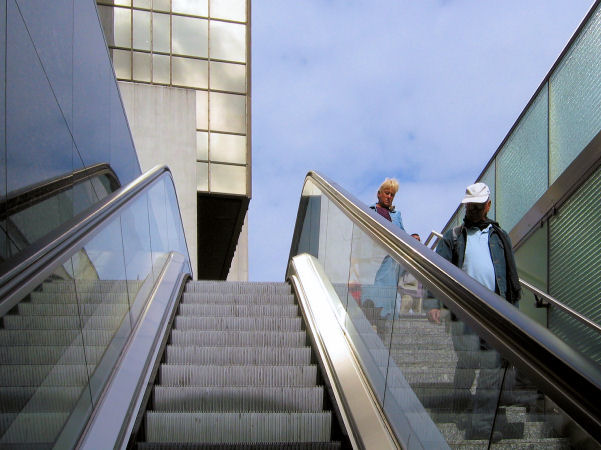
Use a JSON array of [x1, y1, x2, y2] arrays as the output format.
[[196, 90, 208, 129], [209, 163, 246, 194], [152, 12, 170, 53], [209, 21, 246, 62], [133, 51, 151, 82], [210, 132, 246, 164], [497, 88, 548, 232], [132, 9, 151, 51], [196, 162, 208, 191], [209, 92, 246, 133], [172, 15, 208, 58], [147, 178, 171, 281], [112, 49, 132, 80], [172, 0, 208, 16], [164, 174, 190, 259], [479, 162, 496, 221], [514, 224, 548, 327], [172, 56, 208, 88], [133, 0, 151, 8], [114, 0, 131, 5], [210, 61, 246, 93], [210, 0, 246, 22], [196, 131, 209, 160], [549, 5, 601, 183], [549, 165, 601, 364], [152, 54, 170, 84], [98, 6, 131, 48], [153, 0, 170, 12], [120, 192, 155, 296], [0, 264, 96, 447], [291, 176, 596, 447]]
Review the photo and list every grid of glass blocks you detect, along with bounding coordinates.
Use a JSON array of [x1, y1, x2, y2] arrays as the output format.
[[97, 1, 249, 196]]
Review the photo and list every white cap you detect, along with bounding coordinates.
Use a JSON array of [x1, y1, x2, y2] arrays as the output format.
[[461, 182, 490, 204]]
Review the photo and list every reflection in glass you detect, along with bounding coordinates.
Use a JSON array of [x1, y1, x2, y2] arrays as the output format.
[[0, 264, 94, 447], [172, 56, 208, 89], [210, 0, 246, 22], [209, 92, 246, 133], [209, 132, 245, 164], [210, 61, 246, 93], [132, 10, 151, 51], [209, 163, 246, 195], [147, 178, 171, 283], [172, 16, 208, 58], [133, 51, 151, 83], [152, 54, 170, 84], [209, 21, 246, 63], [152, 13, 170, 54]]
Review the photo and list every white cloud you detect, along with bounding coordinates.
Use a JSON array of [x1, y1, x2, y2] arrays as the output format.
[[249, 0, 594, 281]]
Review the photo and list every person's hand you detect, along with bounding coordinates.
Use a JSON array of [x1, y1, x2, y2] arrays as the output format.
[[427, 308, 441, 324]]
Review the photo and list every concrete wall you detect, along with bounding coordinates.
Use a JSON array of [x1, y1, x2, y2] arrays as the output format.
[[118, 82, 198, 278]]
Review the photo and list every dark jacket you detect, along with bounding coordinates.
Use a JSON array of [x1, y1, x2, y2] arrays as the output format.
[[436, 224, 521, 304]]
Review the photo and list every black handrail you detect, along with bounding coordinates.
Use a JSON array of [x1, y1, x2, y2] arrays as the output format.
[[291, 170, 601, 441], [0, 163, 121, 221], [0, 165, 183, 317]]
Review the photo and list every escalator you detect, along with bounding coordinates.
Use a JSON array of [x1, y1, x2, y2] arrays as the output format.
[[2, 169, 601, 448]]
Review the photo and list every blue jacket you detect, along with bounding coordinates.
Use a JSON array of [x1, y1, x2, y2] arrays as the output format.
[[436, 224, 520, 303], [369, 203, 405, 231]]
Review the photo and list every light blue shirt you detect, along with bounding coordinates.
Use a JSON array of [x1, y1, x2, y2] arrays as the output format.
[[462, 224, 496, 292]]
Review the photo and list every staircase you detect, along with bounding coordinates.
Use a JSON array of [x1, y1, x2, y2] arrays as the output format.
[[0, 278, 139, 447], [357, 299, 572, 448], [137, 280, 342, 449]]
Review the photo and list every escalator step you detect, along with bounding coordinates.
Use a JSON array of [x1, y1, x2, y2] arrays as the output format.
[[178, 304, 299, 318], [169, 330, 307, 347], [0, 345, 105, 365], [17, 302, 129, 317], [164, 346, 312, 365], [181, 293, 296, 305], [185, 282, 291, 295], [145, 412, 331, 443], [152, 386, 325, 412], [159, 365, 318, 387], [0, 412, 69, 443], [0, 364, 91, 387], [0, 386, 84, 413], [173, 317, 302, 332], [28, 292, 129, 305], [0, 329, 114, 346], [2, 315, 123, 330], [137, 443, 341, 449]]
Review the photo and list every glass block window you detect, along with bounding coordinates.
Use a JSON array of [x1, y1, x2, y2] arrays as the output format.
[[210, 61, 246, 93], [549, 165, 601, 362], [210, 92, 246, 133], [210, 132, 246, 164], [172, 57, 208, 88], [210, 163, 246, 194], [549, 4, 601, 183], [496, 87, 548, 232], [210, 0, 246, 22], [479, 161, 496, 222], [172, 16, 208, 58], [173, 0, 208, 17], [209, 21, 246, 62]]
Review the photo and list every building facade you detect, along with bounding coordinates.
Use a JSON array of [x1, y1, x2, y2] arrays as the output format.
[[442, 0, 601, 362], [97, 0, 251, 280]]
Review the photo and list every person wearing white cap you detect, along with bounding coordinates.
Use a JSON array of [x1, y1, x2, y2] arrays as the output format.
[[427, 182, 522, 442]]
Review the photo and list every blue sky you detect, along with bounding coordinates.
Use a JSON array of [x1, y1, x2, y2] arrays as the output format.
[[249, 0, 594, 281]]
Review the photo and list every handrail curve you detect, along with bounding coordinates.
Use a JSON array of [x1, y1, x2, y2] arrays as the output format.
[[291, 170, 601, 441]]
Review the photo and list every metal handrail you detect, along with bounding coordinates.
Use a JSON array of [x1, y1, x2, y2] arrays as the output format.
[[290, 171, 601, 441], [0, 165, 188, 317], [426, 230, 601, 334]]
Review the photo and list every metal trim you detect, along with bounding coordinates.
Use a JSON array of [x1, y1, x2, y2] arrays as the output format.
[[0, 165, 191, 316], [291, 171, 601, 441], [288, 254, 401, 450]]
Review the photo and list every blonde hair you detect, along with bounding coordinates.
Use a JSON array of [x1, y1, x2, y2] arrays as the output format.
[[378, 178, 399, 194]]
